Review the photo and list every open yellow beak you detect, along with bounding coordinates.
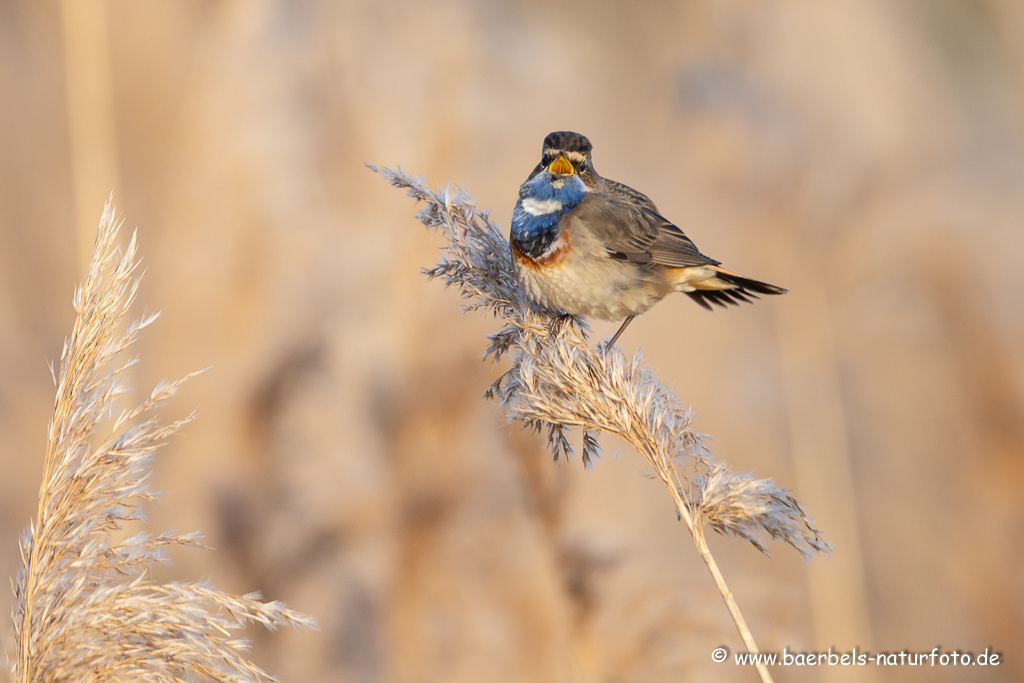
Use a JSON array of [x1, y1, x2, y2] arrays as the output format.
[[547, 153, 574, 176]]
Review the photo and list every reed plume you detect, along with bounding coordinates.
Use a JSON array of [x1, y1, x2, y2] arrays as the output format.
[[372, 165, 831, 683], [9, 198, 313, 683]]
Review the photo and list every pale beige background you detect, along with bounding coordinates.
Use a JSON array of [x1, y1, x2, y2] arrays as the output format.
[[1, 2, 1023, 682]]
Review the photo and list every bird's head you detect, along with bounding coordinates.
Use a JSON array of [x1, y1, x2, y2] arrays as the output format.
[[528, 131, 597, 185]]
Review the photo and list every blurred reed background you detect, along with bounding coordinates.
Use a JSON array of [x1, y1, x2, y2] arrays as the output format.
[[1, 1, 1023, 682]]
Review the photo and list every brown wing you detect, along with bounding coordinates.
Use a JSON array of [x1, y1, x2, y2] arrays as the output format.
[[571, 186, 719, 268]]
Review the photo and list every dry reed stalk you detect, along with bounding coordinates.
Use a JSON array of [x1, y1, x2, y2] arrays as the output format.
[[9, 198, 313, 683], [373, 165, 832, 683]]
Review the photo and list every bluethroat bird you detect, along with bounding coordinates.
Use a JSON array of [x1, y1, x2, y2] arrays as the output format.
[[510, 131, 787, 346]]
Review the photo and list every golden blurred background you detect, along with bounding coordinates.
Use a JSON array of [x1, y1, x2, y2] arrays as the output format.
[[2, 1, 1023, 681]]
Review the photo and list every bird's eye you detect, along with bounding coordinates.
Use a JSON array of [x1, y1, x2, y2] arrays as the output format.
[[578, 160, 587, 172]]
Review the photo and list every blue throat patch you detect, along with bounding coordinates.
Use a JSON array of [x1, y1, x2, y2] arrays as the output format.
[[511, 173, 587, 259]]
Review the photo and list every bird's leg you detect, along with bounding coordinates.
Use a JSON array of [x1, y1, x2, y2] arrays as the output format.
[[605, 316, 635, 349]]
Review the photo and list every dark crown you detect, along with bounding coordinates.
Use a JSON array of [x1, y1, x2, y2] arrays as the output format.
[[542, 131, 592, 157]]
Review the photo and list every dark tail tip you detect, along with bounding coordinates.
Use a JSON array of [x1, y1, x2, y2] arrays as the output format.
[[685, 273, 787, 310], [720, 273, 787, 296]]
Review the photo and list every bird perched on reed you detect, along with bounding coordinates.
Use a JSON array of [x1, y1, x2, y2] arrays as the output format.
[[510, 131, 786, 346]]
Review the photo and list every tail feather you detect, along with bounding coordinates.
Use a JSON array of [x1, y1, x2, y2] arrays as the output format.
[[685, 267, 787, 311]]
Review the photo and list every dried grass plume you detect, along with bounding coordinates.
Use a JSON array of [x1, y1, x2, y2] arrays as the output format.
[[9, 198, 313, 683]]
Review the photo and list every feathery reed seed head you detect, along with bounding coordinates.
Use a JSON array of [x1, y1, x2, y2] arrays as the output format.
[[10, 198, 313, 683]]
